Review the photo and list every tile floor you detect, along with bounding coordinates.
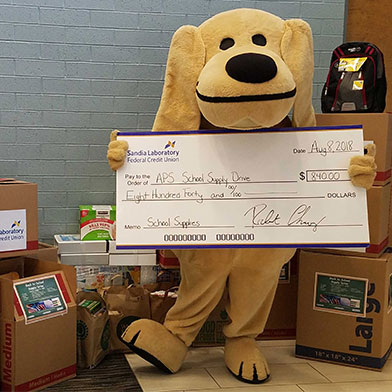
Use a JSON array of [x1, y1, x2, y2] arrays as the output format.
[[126, 340, 392, 392]]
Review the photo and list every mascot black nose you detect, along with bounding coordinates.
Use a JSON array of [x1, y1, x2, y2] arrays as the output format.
[[225, 53, 277, 83]]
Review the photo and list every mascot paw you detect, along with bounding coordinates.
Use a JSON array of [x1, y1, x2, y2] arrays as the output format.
[[121, 319, 188, 373], [107, 129, 129, 171], [224, 337, 270, 384], [348, 143, 377, 190]]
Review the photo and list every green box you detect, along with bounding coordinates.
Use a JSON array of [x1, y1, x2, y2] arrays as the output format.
[[80, 205, 116, 241]]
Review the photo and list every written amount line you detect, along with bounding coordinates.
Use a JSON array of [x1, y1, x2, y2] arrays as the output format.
[[123, 196, 326, 202]]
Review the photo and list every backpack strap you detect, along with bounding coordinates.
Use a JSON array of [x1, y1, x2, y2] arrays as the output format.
[[333, 46, 345, 62]]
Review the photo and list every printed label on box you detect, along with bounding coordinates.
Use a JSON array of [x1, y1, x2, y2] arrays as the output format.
[[80, 205, 116, 241], [313, 272, 368, 317], [0, 209, 26, 252], [14, 275, 68, 324]]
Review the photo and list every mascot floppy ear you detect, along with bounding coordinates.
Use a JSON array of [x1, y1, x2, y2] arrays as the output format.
[[281, 19, 316, 127], [153, 26, 205, 132]]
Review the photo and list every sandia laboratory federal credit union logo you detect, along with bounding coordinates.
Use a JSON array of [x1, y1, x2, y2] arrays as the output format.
[[0, 219, 24, 236], [11, 220, 21, 228], [165, 141, 176, 149], [0, 209, 26, 252], [127, 140, 180, 164]]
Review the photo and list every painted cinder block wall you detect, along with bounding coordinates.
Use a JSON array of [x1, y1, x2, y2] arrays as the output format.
[[0, 0, 346, 243]]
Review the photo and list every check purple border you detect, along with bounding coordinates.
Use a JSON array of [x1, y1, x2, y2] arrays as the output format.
[[117, 124, 363, 137], [116, 125, 369, 250]]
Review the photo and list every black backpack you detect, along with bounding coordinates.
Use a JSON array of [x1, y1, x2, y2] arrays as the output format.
[[321, 42, 386, 113]]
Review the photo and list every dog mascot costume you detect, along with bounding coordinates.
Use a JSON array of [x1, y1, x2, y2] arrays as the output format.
[[108, 9, 376, 384]]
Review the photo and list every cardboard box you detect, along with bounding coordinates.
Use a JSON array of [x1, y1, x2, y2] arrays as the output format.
[[367, 184, 390, 254], [158, 250, 180, 269], [0, 258, 25, 279], [257, 253, 298, 340], [389, 184, 392, 246], [0, 242, 58, 262], [0, 179, 38, 253], [79, 205, 115, 241], [315, 113, 392, 186], [320, 183, 390, 257], [0, 258, 77, 391], [296, 250, 392, 370]]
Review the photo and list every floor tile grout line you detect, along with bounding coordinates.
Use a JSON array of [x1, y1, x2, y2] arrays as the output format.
[[306, 361, 335, 383], [204, 367, 223, 388], [126, 353, 392, 391]]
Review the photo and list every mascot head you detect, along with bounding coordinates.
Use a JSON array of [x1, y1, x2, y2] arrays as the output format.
[[153, 8, 315, 131]]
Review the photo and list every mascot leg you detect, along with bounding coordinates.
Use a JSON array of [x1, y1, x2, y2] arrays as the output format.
[[122, 249, 232, 373], [224, 248, 296, 384]]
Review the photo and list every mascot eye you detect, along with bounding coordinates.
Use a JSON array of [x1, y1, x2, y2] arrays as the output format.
[[252, 34, 267, 46], [220, 38, 235, 50]]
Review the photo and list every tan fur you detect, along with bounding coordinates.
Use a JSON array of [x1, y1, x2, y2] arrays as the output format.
[[152, 9, 314, 131], [281, 19, 315, 127], [107, 130, 128, 170], [348, 143, 377, 190], [153, 25, 205, 132], [110, 8, 376, 384]]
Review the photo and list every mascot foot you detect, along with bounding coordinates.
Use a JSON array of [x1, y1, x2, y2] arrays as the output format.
[[121, 319, 188, 373], [224, 337, 270, 384]]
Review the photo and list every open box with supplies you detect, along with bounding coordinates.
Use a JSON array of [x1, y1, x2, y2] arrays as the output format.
[[0, 258, 76, 391]]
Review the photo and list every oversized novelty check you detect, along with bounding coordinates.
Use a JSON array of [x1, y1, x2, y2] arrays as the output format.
[[116, 126, 369, 250]]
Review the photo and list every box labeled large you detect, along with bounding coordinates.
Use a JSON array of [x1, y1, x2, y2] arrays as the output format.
[[316, 113, 392, 186], [0, 180, 38, 253], [296, 250, 392, 370], [0, 258, 77, 391]]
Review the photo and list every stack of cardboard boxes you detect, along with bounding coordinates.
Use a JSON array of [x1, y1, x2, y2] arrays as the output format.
[[0, 179, 77, 391], [295, 113, 392, 371], [315, 114, 392, 256]]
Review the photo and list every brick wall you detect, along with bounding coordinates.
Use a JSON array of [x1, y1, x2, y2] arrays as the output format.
[[0, 0, 346, 243]]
